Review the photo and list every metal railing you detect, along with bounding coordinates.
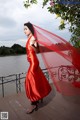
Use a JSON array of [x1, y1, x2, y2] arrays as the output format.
[[0, 66, 80, 97], [0, 68, 50, 97]]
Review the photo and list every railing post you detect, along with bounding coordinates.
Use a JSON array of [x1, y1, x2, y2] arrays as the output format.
[[16, 74, 18, 93], [18, 74, 21, 92], [2, 77, 4, 97], [46, 72, 49, 82]]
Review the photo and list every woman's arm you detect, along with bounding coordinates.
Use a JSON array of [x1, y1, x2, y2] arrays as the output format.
[[30, 36, 37, 47], [30, 36, 40, 53]]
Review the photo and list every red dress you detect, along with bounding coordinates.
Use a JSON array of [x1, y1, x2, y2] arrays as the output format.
[[25, 36, 51, 102]]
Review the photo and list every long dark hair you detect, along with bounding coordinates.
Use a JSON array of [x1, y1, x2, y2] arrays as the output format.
[[24, 22, 34, 35], [24, 22, 40, 53]]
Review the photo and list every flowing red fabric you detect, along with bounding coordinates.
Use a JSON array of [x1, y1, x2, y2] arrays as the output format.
[[33, 24, 80, 96]]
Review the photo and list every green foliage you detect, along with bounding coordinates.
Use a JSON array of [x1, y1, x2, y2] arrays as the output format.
[[0, 44, 26, 56], [24, 0, 37, 8], [11, 44, 26, 54], [43, 0, 49, 7], [23, 0, 80, 47]]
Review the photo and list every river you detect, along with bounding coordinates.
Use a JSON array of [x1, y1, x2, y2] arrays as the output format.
[[0, 54, 45, 77]]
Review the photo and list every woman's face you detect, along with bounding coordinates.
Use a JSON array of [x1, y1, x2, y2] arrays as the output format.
[[24, 26, 31, 36]]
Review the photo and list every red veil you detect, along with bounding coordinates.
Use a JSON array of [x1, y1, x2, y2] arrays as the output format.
[[33, 25, 80, 96]]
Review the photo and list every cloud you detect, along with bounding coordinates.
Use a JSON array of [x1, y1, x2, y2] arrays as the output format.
[[0, 16, 17, 28], [0, 0, 11, 4], [0, 0, 71, 47]]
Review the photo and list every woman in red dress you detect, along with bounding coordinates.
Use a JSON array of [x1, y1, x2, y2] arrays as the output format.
[[24, 22, 51, 114]]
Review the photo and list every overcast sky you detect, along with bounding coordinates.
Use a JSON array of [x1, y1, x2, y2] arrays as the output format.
[[0, 0, 71, 47]]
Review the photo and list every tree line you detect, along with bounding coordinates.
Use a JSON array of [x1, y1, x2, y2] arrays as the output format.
[[0, 42, 74, 56], [0, 44, 26, 56]]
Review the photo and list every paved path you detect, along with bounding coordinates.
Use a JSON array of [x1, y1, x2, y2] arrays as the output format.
[[0, 85, 80, 120]]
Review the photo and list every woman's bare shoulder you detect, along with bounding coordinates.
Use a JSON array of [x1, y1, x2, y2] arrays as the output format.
[[31, 36, 36, 41]]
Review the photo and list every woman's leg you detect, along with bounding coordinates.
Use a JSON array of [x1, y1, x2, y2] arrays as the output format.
[[31, 101, 39, 105]]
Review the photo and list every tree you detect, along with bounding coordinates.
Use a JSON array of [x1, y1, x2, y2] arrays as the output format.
[[23, 0, 80, 47], [0, 44, 26, 56], [11, 44, 26, 54]]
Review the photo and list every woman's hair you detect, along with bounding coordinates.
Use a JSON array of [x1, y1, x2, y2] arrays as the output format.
[[24, 22, 40, 53], [24, 22, 34, 35]]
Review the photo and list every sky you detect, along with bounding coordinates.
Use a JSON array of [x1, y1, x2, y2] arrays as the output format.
[[0, 0, 72, 47]]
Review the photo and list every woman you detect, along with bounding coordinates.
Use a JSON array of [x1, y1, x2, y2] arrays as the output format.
[[24, 22, 51, 114]]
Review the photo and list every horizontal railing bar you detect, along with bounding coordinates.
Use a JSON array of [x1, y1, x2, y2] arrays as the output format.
[[0, 77, 26, 85], [0, 72, 48, 85], [0, 72, 26, 79], [0, 66, 61, 78]]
